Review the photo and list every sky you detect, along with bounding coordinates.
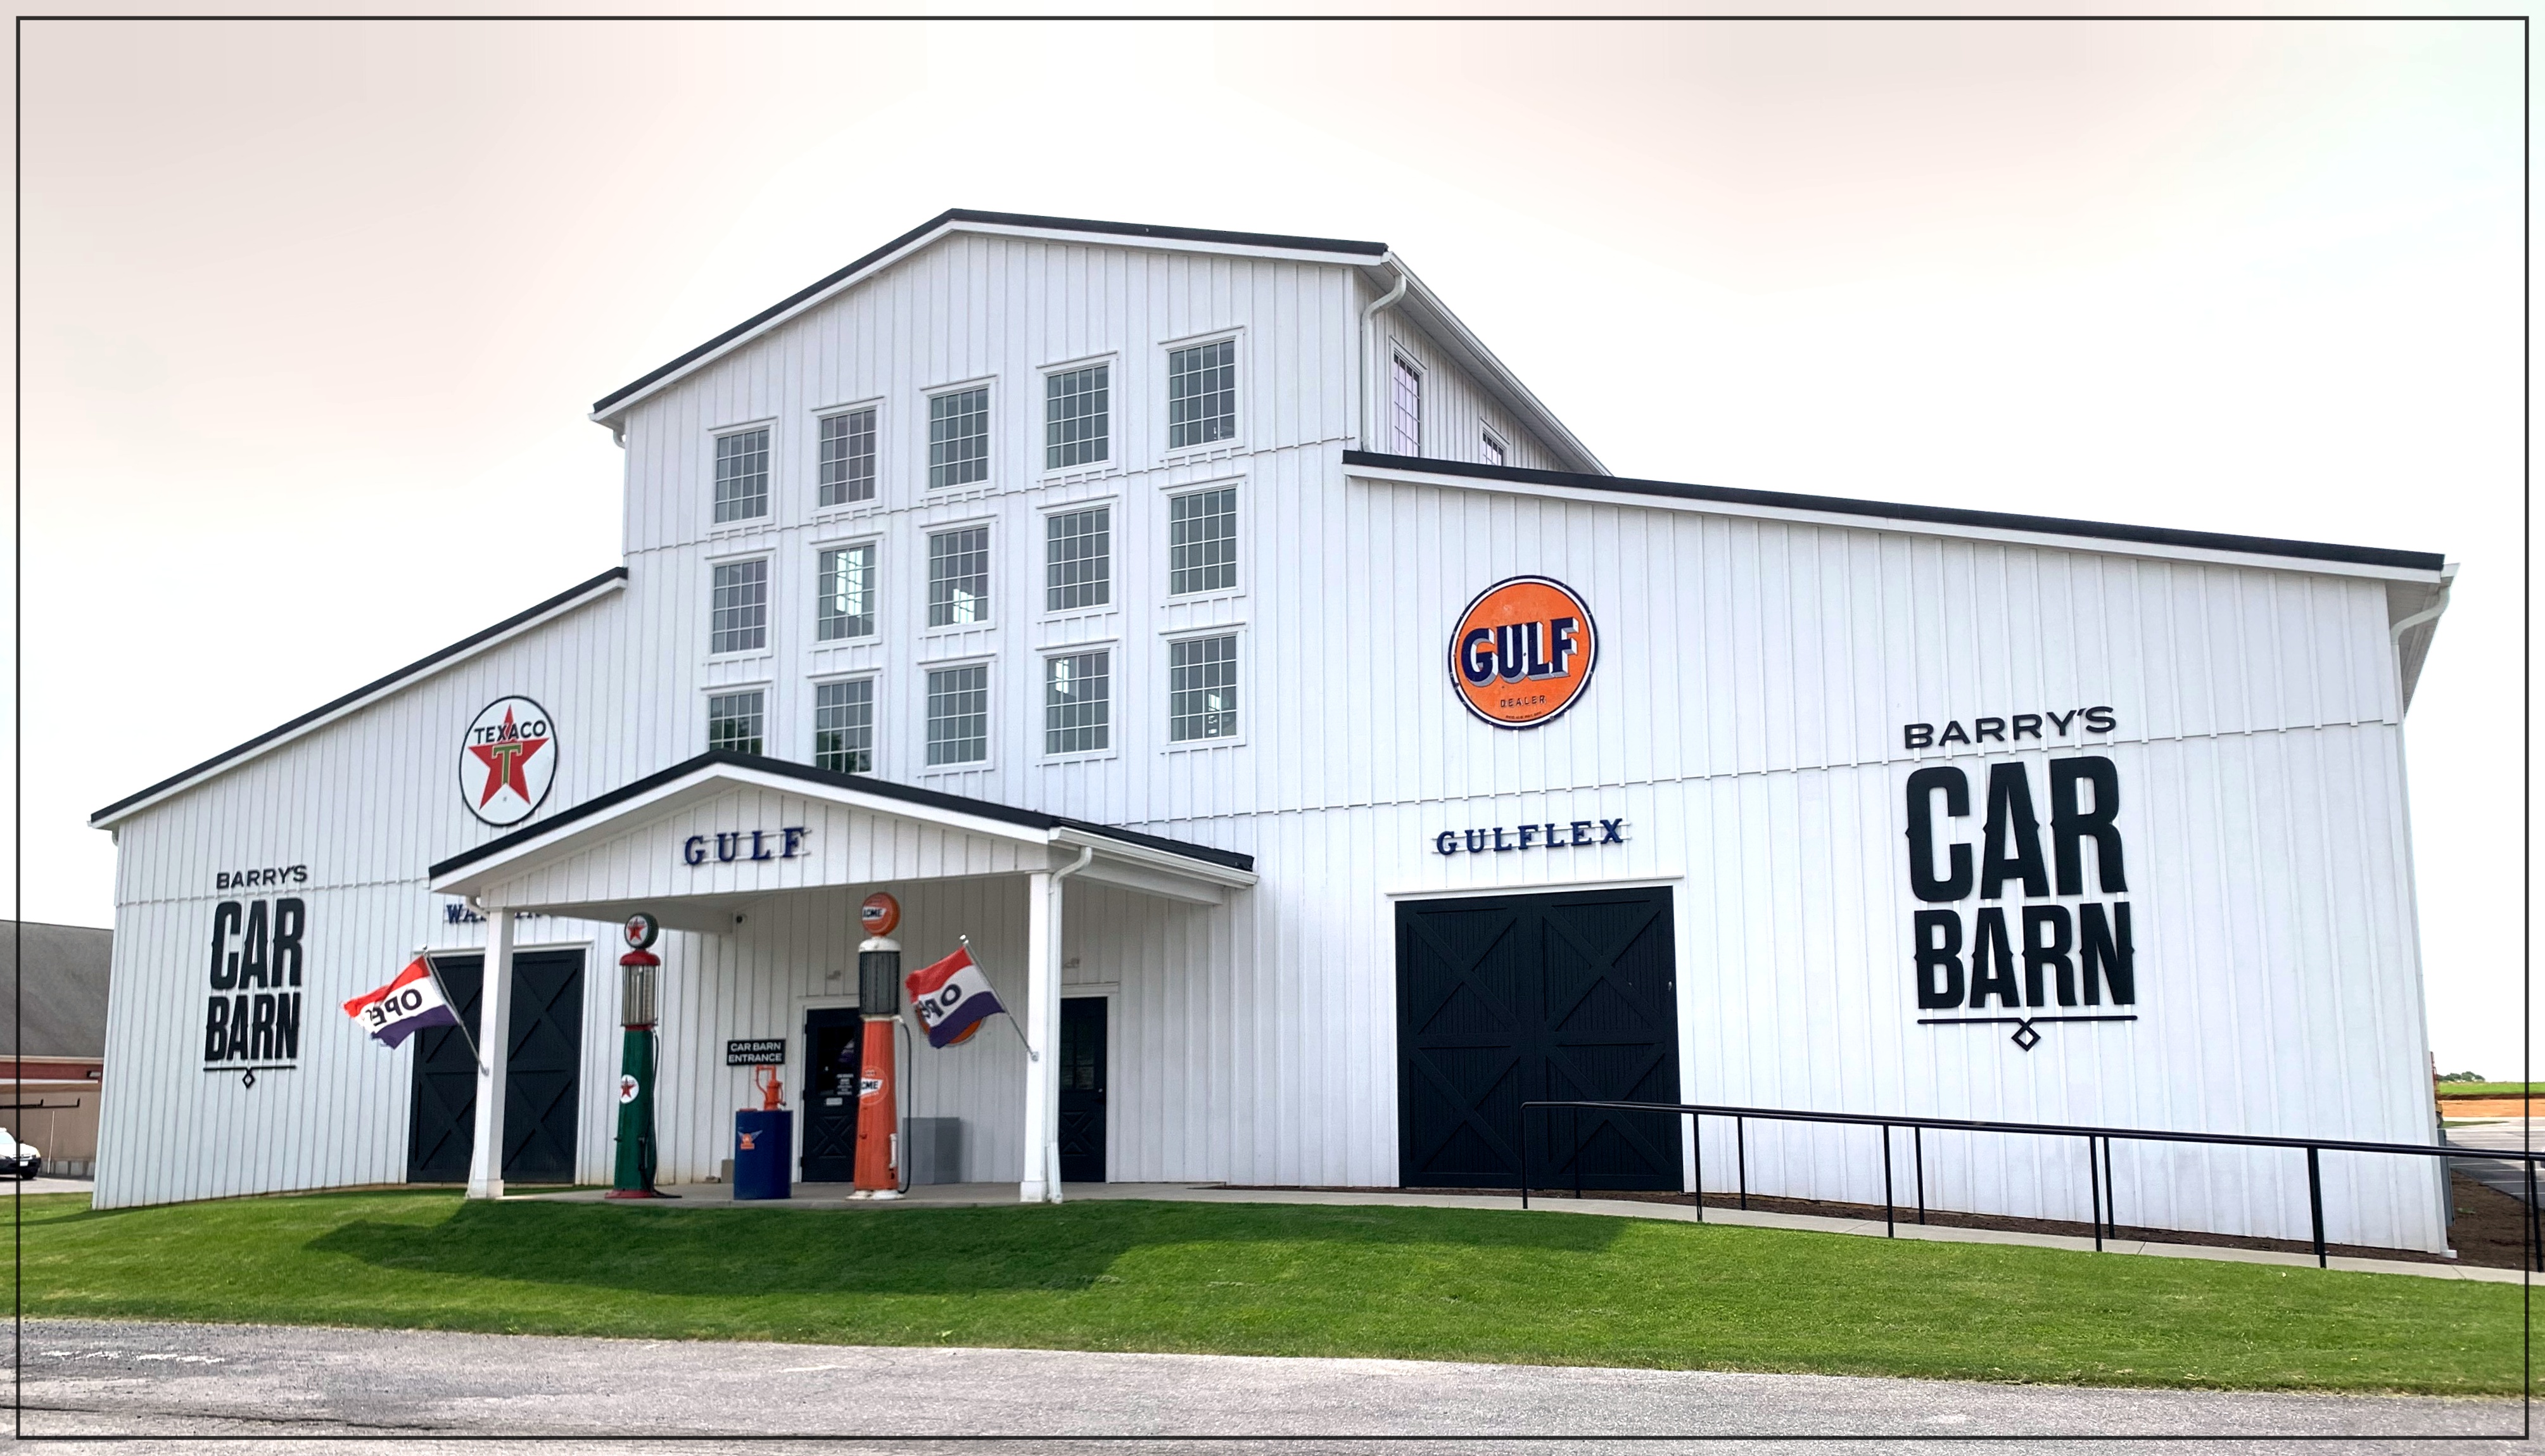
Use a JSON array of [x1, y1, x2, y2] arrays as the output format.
[[9, 16, 2527, 1072]]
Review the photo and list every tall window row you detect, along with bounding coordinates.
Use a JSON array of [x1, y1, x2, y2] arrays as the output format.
[[703, 637, 1237, 771], [708, 338, 1238, 526]]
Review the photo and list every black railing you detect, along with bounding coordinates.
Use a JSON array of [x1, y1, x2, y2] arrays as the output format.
[[1519, 1098, 2545, 1270]]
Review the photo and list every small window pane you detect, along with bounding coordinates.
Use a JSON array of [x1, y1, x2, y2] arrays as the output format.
[[926, 664, 990, 766], [928, 387, 990, 489], [817, 544, 877, 641], [1169, 488, 1237, 595], [1167, 339, 1236, 449], [927, 527, 991, 627], [707, 690, 765, 757], [813, 679, 874, 774], [1045, 507, 1111, 612], [710, 559, 769, 654], [1169, 635, 1238, 742], [714, 428, 770, 522], [1480, 431, 1506, 467], [1044, 650, 1111, 756], [1045, 365, 1110, 470], [1389, 356, 1421, 455], [818, 408, 877, 506]]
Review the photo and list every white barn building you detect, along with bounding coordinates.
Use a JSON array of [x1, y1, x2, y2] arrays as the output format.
[[89, 210, 2458, 1251]]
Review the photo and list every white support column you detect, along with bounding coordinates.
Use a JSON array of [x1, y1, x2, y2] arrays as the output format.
[[464, 908, 516, 1201], [1019, 869, 1057, 1203]]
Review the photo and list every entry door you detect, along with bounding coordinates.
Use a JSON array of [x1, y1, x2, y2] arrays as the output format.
[[800, 1008, 863, 1182], [1395, 886, 1682, 1191], [1057, 997, 1107, 1183], [405, 950, 586, 1185]]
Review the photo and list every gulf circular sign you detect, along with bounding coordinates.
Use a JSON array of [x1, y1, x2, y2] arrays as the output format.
[[458, 695, 557, 826], [1448, 576, 1599, 730]]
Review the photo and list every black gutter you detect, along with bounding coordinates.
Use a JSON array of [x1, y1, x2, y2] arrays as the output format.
[[592, 209, 1389, 417], [90, 567, 630, 825], [428, 749, 1255, 879], [1345, 452, 2446, 574]]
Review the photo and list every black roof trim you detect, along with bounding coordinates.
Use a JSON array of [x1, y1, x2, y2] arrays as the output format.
[[1345, 452, 2445, 573], [592, 210, 1390, 417], [91, 567, 630, 825], [428, 750, 1255, 880]]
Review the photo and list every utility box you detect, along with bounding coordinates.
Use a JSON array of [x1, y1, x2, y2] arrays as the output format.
[[904, 1117, 964, 1185], [733, 1108, 792, 1201]]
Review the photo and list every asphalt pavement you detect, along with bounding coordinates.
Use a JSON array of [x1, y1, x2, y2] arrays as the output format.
[[2449, 1119, 2542, 1206], [2, 1319, 2532, 1454]]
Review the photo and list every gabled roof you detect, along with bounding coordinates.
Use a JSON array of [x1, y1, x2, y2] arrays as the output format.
[[429, 749, 1254, 882], [89, 568, 629, 828], [590, 209, 1389, 421]]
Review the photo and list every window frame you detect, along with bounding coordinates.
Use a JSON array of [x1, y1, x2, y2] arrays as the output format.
[[706, 552, 775, 659], [1480, 426, 1508, 469], [809, 673, 879, 776], [1039, 355, 1117, 478], [1040, 497, 1116, 619], [1162, 627, 1244, 750], [812, 536, 882, 644], [1164, 481, 1242, 600], [1040, 643, 1117, 761], [922, 519, 996, 632], [1388, 352, 1423, 457], [704, 684, 771, 758], [919, 656, 996, 772], [923, 377, 996, 492], [1161, 329, 1243, 457], [708, 420, 778, 528], [811, 398, 884, 513]]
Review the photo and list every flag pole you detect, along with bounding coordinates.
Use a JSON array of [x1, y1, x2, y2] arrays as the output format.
[[961, 935, 1037, 1062], [415, 946, 486, 1075]]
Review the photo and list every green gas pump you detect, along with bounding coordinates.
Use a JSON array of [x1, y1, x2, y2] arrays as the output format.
[[607, 911, 670, 1199]]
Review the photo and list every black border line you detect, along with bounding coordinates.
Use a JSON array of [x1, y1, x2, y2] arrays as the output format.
[[11, 9, 2531, 1448]]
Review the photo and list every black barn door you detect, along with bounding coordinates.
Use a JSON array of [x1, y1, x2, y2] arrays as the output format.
[[799, 1008, 863, 1182], [405, 950, 585, 1185], [1396, 887, 1682, 1191], [1057, 997, 1107, 1183]]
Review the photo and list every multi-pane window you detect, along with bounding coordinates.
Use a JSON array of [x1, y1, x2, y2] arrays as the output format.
[[707, 690, 766, 756], [1388, 355, 1422, 455], [714, 428, 770, 522], [1480, 429, 1507, 467], [1167, 339, 1236, 449], [1045, 365, 1110, 470], [816, 543, 877, 641], [1169, 487, 1237, 595], [709, 559, 769, 654], [928, 386, 990, 488], [813, 678, 875, 774], [925, 664, 990, 766], [818, 408, 877, 506], [1169, 635, 1238, 742], [1044, 651, 1111, 756], [927, 527, 991, 626], [1045, 507, 1111, 612]]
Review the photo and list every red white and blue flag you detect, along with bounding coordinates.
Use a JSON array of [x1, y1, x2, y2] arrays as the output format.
[[904, 944, 1006, 1049], [343, 958, 460, 1049]]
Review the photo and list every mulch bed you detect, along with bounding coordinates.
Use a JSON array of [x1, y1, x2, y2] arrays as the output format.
[[1226, 1173, 2539, 1271]]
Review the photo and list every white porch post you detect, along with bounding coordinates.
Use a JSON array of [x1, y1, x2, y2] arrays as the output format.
[[464, 908, 516, 1200], [1020, 869, 1060, 1203]]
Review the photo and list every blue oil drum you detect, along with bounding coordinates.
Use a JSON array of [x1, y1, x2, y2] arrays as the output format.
[[733, 1109, 792, 1201]]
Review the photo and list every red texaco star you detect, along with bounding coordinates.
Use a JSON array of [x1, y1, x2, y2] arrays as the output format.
[[468, 708, 549, 808]]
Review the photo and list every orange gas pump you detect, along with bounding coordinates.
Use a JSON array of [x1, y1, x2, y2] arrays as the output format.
[[849, 892, 903, 1200]]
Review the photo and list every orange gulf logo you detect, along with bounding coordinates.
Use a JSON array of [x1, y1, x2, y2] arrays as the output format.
[[1449, 576, 1599, 729]]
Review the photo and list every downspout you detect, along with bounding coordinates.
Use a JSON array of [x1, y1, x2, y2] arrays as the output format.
[[1041, 841, 1096, 1201], [1360, 260, 1407, 451]]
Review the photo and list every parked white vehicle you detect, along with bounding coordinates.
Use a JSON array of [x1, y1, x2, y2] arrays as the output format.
[[0, 1130, 42, 1180]]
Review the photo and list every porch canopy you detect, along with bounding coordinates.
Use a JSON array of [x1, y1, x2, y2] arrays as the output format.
[[427, 750, 1255, 1203]]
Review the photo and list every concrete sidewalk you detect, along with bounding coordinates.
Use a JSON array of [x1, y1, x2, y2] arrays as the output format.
[[520, 1179, 2527, 1284]]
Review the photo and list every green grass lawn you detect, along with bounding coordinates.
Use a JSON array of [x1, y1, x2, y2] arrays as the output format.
[[9, 1191, 2524, 1394], [2437, 1083, 2543, 1098]]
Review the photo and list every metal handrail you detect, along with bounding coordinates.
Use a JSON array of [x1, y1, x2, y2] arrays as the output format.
[[1518, 1097, 2542, 1270]]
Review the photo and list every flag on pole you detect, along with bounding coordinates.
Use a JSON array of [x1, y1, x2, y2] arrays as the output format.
[[904, 944, 1007, 1049], [343, 958, 460, 1049]]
